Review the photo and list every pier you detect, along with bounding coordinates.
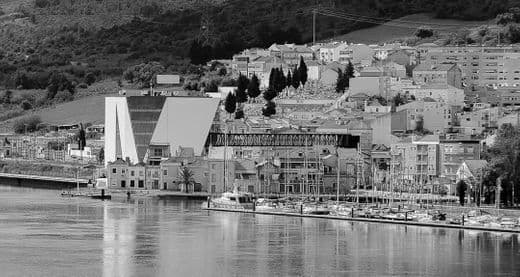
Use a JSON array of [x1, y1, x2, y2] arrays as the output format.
[[203, 207, 520, 234]]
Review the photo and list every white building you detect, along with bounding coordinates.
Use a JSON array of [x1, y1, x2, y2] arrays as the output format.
[[104, 96, 220, 166]]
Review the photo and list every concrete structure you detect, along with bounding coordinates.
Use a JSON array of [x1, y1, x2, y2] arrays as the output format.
[[413, 63, 462, 89], [104, 96, 220, 166], [440, 137, 481, 186], [457, 107, 503, 135], [396, 99, 455, 133], [391, 135, 440, 186], [405, 84, 464, 106]]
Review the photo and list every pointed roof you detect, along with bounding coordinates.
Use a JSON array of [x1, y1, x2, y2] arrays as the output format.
[[463, 160, 488, 175]]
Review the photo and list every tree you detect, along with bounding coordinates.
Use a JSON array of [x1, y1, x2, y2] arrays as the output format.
[[122, 62, 165, 88], [415, 26, 434, 38], [236, 74, 249, 103], [286, 70, 292, 89], [292, 65, 300, 89], [335, 68, 344, 93], [47, 71, 75, 99], [486, 124, 520, 206], [84, 72, 96, 86], [262, 101, 276, 117], [177, 167, 195, 193], [298, 56, 308, 87], [235, 109, 244, 120], [98, 147, 105, 165], [1, 90, 12, 104], [247, 74, 261, 100], [20, 100, 33, 111], [278, 66, 286, 92], [456, 180, 468, 206], [345, 61, 355, 88], [224, 92, 237, 115], [77, 123, 86, 151], [392, 93, 406, 107], [263, 87, 277, 101], [13, 116, 41, 134], [268, 68, 276, 90]]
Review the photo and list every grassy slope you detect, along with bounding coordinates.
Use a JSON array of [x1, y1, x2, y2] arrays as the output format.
[[333, 14, 492, 44]]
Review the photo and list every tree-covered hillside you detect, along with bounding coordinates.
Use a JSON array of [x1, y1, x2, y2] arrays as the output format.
[[0, 0, 519, 90]]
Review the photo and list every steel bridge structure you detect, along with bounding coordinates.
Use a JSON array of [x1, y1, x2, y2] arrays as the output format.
[[205, 133, 361, 148]]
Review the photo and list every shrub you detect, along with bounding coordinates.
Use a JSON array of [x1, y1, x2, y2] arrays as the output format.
[[20, 100, 33, 110], [53, 90, 74, 102], [78, 82, 88, 89], [84, 72, 96, 85], [13, 115, 42, 134], [34, 0, 50, 8], [415, 26, 434, 39]]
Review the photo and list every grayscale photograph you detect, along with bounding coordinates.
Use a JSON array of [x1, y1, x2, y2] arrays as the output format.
[[0, 0, 519, 276]]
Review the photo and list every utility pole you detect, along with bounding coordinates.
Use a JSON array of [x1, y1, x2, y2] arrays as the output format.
[[336, 146, 340, 206], [312, 8, 317, 46]]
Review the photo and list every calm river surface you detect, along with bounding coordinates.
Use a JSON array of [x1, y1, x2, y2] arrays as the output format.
[[0, 186, 519, 277]]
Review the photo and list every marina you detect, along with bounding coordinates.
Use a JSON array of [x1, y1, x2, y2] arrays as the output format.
[[1, 186, 519, 276]]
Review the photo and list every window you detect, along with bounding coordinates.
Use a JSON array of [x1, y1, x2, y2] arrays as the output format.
[[131, 171, 135, 177], [138, 180, 144, 188], [121, 180, 126, 188], [130, 180, 135, 187], [139, 171, 144, 176], [211, 164, 216, 170], [211, 174, 216, 182], [112, 168, 117, 174], [163, 170, 168, 176]]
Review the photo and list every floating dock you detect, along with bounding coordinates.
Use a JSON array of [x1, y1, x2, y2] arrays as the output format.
[[203, 207, 520, 234]]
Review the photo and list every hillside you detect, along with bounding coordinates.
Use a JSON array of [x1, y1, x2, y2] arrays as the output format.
[[333, 14, 493, 44]]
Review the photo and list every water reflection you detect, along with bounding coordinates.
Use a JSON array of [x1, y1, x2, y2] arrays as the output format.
[[0, 186, 519, 277]]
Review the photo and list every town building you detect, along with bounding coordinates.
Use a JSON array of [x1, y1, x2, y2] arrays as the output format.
[[413, 63, 463, 89], [395, 99, 455, 133], [404, 84, 465, 106]]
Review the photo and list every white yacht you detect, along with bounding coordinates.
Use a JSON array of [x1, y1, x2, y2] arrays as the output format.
[[210, 188, 255, 210]]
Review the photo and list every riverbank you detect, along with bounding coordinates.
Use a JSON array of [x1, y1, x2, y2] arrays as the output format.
[[203, 206, 520, 234]]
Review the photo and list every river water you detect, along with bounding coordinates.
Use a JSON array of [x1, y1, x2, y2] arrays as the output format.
[[0, 186, 519, 277]]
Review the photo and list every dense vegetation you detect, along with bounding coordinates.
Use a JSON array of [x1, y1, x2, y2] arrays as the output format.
[[0, 0, 519, 94]]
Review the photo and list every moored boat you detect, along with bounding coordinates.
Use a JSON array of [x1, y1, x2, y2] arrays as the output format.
[[209, 189, 255, 210]]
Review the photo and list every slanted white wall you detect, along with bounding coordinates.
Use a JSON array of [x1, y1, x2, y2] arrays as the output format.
[[151, 97, 220, 157], [104, 97, 138, 166]]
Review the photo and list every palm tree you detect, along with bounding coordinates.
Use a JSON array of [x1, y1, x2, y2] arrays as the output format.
[[178, 167, 195, 193]]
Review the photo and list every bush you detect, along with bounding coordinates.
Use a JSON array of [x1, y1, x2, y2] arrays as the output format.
[[415, 26, 434, 39], [53, 90, 74, 102], [84, 72, 96, 85], [78, 82, 88, 89], [34, 0, 50, 8], [20, 100, 33, 110], [13, 116, 42, 134]]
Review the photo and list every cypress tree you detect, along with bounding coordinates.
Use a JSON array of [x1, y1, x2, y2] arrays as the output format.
[[263, 87, 277, 101], [236, 74, 249, 103], [268, 68, 276, 90], [335, 68, 344, 93], [298, 56, 308, 87], [292, 65, 300, 89], [247, 74, 261, 99], [262, 100, 277, 117], [345, 61, 355, 88], [279, 66, 286, 91], [224, 92, 237, 114], [286, 70, 292, 89]]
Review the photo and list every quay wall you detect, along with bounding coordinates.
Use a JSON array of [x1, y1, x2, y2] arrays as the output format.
[[0, 176, 88, 190]]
